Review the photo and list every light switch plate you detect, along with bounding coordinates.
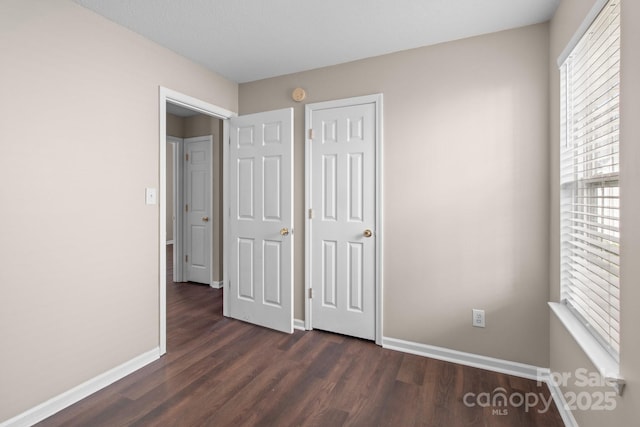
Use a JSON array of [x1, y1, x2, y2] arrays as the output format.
[[145, 188, 157, 205]]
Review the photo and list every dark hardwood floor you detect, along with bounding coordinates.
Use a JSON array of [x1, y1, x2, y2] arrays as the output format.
[[37, 246, 565, 426]]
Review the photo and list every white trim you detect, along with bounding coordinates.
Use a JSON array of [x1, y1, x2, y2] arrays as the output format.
[[304, 93, 384, 345], [159, 94, 167, 355], [384, 336, 579, 425], [543, 371, 580, 427], [167, 135, 183, 283], [549, 302, 621, 381], [176, 138, 184, 282], [304, 103, 311, 332], [0, 348, 159, 427], [557, 0, 610, 67], [166, 240, 174, 245], [222, 119, 230, 318], [162, 87, 235, 119], [159, 86, 235, 355], [382, 337, 545, 381], [386, 335, 580, 425], [210, 280, 223, 289], [294, 319, 306, 331], [375, 95, 384, 346]]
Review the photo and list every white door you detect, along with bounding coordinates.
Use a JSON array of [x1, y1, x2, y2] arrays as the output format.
[[184, 136, 212, 284], [227, 108, 294, 333], [308, 100, 378, 340]]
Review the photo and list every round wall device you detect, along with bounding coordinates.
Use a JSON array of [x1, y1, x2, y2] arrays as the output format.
[[292, 87, 306, 102]]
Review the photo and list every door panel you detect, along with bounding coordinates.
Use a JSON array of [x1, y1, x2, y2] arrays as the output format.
[[263, 240, 282, 306], [322, 240, 338, 307], [238, 238, 255, 300], [228, 108, 293, 333], [184, 136, 212, 284], [263, 155, 282, 220], [238, 158, 255, 218], [348, 242, 364, 312], [310, 103, 376, 340]]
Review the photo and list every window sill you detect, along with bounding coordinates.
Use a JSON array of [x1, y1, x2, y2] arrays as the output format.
[[548, 302, 624, 395]]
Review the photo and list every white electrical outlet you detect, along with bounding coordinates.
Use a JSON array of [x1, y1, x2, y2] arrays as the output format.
[[472, 309, 485, 328]]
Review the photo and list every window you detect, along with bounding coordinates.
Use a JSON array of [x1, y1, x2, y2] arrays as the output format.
[[560, 0, 620, 360]]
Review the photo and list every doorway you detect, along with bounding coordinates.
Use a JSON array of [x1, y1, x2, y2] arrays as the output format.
[[168, 134, 218, 286], [160, 87, 235, 355], [159, 88, 296, 354]]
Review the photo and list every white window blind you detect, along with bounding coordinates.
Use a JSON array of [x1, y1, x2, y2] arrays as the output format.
[[560, 0, 620, 360]]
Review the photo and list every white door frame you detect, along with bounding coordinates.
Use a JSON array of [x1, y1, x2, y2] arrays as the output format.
[[159, 87, 235, 355], [304, 93, 384, 345], [167, 135, 183, 283]]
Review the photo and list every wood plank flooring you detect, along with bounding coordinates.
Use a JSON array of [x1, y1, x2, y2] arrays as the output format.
[[37, 246, 565, 426]]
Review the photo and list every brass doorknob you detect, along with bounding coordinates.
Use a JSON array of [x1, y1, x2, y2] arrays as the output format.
[[364, 229, 373, 238], [280, 227, 289, 236], [202, 216, 209, 222]]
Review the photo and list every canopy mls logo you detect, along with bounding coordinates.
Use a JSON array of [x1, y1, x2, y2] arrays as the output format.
[[463, 368, 619, 416], [462, 387, 554, 415]]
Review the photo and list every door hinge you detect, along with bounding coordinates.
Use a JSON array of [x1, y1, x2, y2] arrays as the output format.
[[308, 288, 313, 299], [185, 254, 189, 263], [185, 204, 189, 212], [308, 129, 314, 140], [308, 208, 314, 219], [185, 153, 189, 162]]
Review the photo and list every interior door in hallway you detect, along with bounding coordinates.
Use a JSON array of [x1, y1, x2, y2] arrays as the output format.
[[184, 136, 212, 284], [308, 101, 377, 340]]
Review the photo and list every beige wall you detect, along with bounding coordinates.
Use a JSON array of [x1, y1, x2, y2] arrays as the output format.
[[549, 0, 640, 424], [0, 0, 237, 422], [240, 23, 550, 366], [166, 112, 185, 138], [184, 114, 222, 140]]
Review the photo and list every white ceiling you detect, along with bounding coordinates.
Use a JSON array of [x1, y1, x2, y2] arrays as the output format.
[[74, 0, 560, 84]]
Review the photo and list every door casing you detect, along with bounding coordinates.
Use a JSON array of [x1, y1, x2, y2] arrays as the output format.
[[167, 135, 183, 283], [304, 94, 384, 345]]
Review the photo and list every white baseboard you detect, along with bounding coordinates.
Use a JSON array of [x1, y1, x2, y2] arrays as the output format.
[[0, 348, 160, 427], [382, 337, 578, 426], [542, 372, 579, 427], [209, 281, 223, 289], [382, 336, 546, 381], [166, 240, 174, 245], [294, 319, 305, 331]]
